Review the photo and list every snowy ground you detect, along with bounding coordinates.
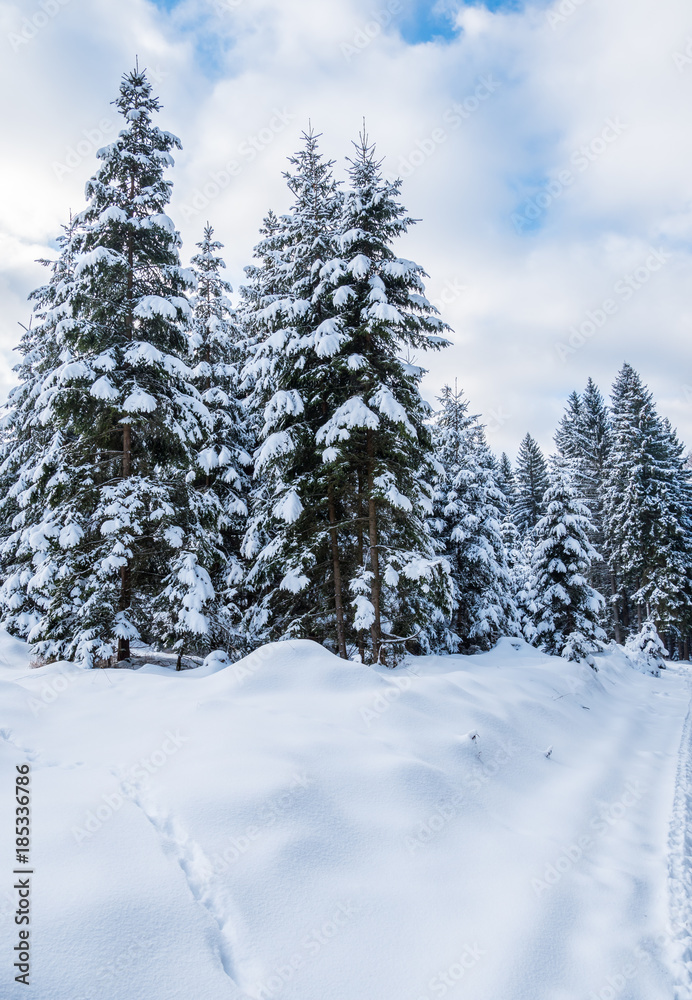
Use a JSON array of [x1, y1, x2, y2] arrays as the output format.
[[1, 632, 691, 1000]]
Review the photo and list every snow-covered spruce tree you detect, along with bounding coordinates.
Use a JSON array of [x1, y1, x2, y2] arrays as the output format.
[[557, 380, 611, 508], [0, 216, 81, 640], [503, 520, 535, 643], [570, 379, 611, 548], [657, 418, 692, 655], [529, 468, 606, 664], [624, 620, 667, 675], [431, 384, 516, 651], [243, 129, 452, 663], [496, 452, 516, 515], [604, 363, 692, 644], [313, 130, 453, 663], [187, 223, 253, 652], [513, 433, 549, 537], [239, 128, 349, 653], [2, 67, 219, 666], [235, 206, 285, 649], [493, 453, 533, 639], [504, 525, 538, 643], [554, 390, 583, 467], [554, 379, 616, 636]]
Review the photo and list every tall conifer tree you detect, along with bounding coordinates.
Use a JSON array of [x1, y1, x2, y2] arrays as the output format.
[[242, 128, 453, 661], [604, 364, 692, 640], [0, 217, 80, 641], [1, 67, 217, 665], [314, 129, 453, 662], [431, 384, 516, 650], [496, 452, 516, 515], [188, 223, 253, 651], [240, 128, 347, 652], [529, 468, 605, 663], [554, 379, 615, 636], [513, 433, 549, 537]]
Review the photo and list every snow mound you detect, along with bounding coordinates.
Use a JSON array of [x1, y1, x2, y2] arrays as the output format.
[[0, 633, 688, 999]]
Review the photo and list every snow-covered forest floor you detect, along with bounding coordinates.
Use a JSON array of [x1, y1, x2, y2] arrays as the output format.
[[1, 631, 691, 1000]]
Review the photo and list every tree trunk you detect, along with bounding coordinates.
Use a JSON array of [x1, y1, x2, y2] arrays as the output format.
[[366, 429, 382, 663], [328, 482, 348, 659], [122, 422, 131, 477], [117, 422, 132, 662], [118, 171, 137, 666], [609, 569, 622, 644], [117, 564, 131, 662], [205, 339, 211, 490], [622, 591, 630, 633], [356, 466, 366, 663]]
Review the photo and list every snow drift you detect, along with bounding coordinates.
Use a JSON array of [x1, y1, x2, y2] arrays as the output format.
[[0, 632, 690, 1000]]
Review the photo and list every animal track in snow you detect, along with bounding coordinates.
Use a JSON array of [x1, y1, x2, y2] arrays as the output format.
[[120, 777, 256, 997], [0, 726, 83, 769]]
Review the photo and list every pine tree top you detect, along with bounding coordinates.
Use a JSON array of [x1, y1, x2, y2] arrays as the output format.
[[341, 127, 415, 252], [513, 433, 549, 535], [77, 66, 182, 226]]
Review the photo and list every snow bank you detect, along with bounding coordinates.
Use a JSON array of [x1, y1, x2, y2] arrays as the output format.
[[0, 633, 689, 999]]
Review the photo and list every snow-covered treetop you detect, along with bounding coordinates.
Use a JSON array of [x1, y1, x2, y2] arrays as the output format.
[[189, 223, 236, 355], [513, 432, 549, 536], [239, 128, 343, 403], [64, 65, 193, 360], [78, 66, 181, 227], [282, 125, 342, 276], [331, 128, 451, 354], [24, 65, 208, 466], [433, 382, 477, 472]]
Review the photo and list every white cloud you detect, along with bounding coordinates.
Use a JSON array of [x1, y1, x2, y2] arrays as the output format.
[[1, 0, 691, 457]]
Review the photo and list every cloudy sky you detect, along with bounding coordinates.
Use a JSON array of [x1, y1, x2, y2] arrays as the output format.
[[0, 0, 690, 457]]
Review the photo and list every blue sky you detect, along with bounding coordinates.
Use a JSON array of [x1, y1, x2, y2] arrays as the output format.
[[0, 0, 690, 456], [154, 0, 469, 77], [150, 0, 526, 46]]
